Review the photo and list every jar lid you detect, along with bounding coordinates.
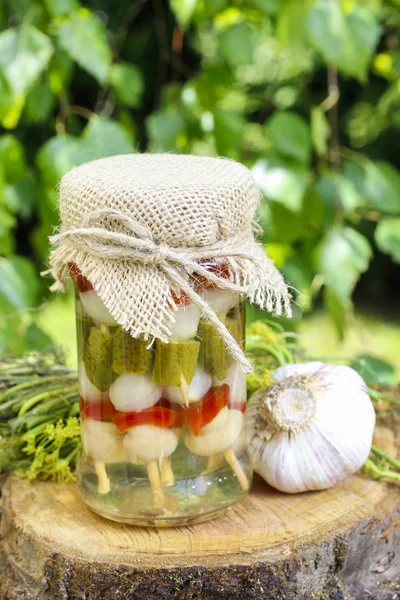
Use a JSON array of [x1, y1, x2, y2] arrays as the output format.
[[59, 153, 260, 248], [45, 153, 291, 373]]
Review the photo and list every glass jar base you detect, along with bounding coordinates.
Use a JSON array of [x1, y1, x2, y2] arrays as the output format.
[[78, 459, 252, 528]]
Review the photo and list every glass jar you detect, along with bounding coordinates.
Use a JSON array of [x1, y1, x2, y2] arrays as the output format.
[[70, 263, 253, 527]]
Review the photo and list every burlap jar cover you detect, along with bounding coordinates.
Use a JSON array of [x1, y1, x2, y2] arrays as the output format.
[[45, 153, 291, 373]]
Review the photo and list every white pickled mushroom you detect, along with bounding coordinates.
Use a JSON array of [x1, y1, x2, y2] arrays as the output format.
[[81, 419, 126, 463], [123, 425, 179, 463], [215, 362, 247, 406], [109, 374, 162, 412], [78, 362, 108, 402], [169, 304, 201, 341], [185, 409, 244, 456], [80, 290, 118, 326], [163, 365, 211, 405], [199, 289, 238, 317]]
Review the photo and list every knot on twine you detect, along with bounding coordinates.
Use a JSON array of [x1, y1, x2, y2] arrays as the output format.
[[49, 208, 259, 373]]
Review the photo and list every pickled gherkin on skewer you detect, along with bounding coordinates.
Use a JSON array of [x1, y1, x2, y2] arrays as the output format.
[[197, 319, 237, 380], [84, 327, 115, 392], [152, 340, 200, 386], [112, 328, 154, 375]]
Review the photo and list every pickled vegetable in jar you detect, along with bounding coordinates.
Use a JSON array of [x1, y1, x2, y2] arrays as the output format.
[[46, 154, 291, 526]]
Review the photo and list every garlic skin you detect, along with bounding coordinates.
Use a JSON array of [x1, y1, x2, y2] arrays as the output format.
[[247, 362, 375, 494], [123, 425, 178, 463], [109, 374, 162, 412], [164, 366, 211, 405], [78, 362, 108, 402], [185, 409, 243, 456], [199, 289, 238, 317], [80, 290, 118, 326], [169, 304, 201, 341], [81, 419, 126, 463]]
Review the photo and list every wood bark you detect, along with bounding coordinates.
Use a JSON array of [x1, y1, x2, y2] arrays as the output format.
[[0, 425, 399, 600]]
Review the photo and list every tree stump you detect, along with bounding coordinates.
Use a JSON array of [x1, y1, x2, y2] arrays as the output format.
[[0, 424, 399, 600]]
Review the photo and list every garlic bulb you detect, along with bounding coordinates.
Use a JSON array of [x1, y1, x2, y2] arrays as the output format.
[[109, 373, 162, 412], [81, 419, 126, 463], [169, 304, 201, 341], [247, 362, 375, 493], [199, 289, 238, 317], [163, 366, 211, 405], [185, 409, 243, 456], [80, 290, 118, 326], [78, 362, 108, 402], [123, 425, 178, 463]]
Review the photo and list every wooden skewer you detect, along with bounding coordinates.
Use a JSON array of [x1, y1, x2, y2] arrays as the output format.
[[160, 457, 175, 486], [207, 454, 224, 471], [147, 460, 165, 509], [180, 372, 189, 407], [223, 449, 249, 491], [94, 461, 110, 494]]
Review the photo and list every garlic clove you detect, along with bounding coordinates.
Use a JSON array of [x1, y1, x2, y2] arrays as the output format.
[[81, 419, 126, 463], [247, 362, 376, 493], [169, 304, 201, 341], [202, 406, 230, 433], [214, 361, 246, 405], [185, 409, 243, 456], [123, 425, 178, 463], [80, 290, 118, 326], [78, 361, 109, 402], [109, 373, 162, 412], [199, 288, 238, 317], [163, 365, 211, 405]]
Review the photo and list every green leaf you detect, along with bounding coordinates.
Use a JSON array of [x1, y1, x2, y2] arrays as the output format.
[[58, 10, 112, 84], [313, 226, 372, 301], [283, 255, 313, 311], [375, 217, 400, 263], [170, 0, 197, 28], [36, 135, 87, 187], [82, 116, 135, 158], [307, 3, 379, 81], [349, 354, 397, 385], [0, 315, 27, 356], [147, 110, 187, 151], [307, 0, 347, 65], [252, 156, 309, 212], [276, 0, 311, 51], [338, 7, 380, 82], [25, 81, 54, 123], [213, 109, 245, 159], [219, 22, 254, 67], [0, 207, 16, 256], [4, 173, 36, 219], [44, 0, 78, 16], [267, 111, 311, 164], [323, 286, 348, 339], [311, 106, 330, 157], [0, 135, 26, 181], [364, 161, 400, 214], [0, 26, 53, 95], [110, 63, 144, 108], [0, 256, 40, 315], [26, 323, 53, 352]]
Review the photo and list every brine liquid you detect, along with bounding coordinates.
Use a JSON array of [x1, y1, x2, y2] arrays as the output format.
[[79, 441, 252, 526]]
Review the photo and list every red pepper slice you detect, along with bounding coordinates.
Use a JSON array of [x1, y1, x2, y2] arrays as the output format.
[[170, 289, 191, 307], [194, 262, 230, 291], [80, 396, 115, 422], [68, 262, 93, 293], [182, 384, 230, 435], [113, 405, 184, 433]]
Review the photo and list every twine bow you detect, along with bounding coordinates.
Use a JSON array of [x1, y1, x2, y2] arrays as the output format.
[[49, 208, 258, 373]]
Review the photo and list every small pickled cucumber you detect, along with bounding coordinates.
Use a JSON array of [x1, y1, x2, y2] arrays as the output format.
[[75, 301, 92, 362], [112, 328, 154, 375], [152, 339, 200, 387], [84, 327, 114, 392], [198, 320, 234, 380]]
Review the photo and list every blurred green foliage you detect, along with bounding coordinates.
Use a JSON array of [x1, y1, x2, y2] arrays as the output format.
[[0, 0, 400, 354]]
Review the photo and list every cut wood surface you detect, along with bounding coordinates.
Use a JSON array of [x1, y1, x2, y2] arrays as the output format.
[[0, 424, 399, 600]]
